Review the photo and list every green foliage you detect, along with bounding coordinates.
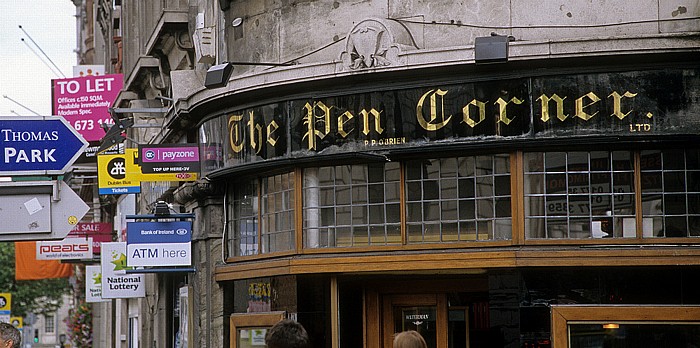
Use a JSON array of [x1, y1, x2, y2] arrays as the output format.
[[0, 242, 71, 317]]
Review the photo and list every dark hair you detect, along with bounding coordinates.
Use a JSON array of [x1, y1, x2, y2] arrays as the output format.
[[265, 319, 310, 348], [0, 322, 21, 348]]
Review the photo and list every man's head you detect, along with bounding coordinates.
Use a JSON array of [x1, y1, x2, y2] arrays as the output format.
[[0, 323, 20, 348], [264, 319, 309, 348]]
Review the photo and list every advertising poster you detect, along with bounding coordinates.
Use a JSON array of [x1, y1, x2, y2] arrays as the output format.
[[100, 242, 145, 299], [52, 74, 123, 142]]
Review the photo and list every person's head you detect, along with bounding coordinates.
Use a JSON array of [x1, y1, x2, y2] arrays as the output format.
[[0, 323, 20, 348], [265, 319, 309, 348], [393, 330, 427, 348]]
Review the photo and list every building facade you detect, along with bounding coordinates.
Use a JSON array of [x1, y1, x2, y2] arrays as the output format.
[[92, 0, 700, 347]]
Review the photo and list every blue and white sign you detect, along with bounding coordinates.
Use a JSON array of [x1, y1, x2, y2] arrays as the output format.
[[126, 221, 192, 267], [0, 116, 88, 175]]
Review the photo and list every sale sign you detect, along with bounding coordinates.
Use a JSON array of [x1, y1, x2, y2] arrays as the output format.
[[52, 74, 123, 142]]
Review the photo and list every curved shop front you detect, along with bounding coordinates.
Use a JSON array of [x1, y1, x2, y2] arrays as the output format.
[[197, 64, 700, 348]]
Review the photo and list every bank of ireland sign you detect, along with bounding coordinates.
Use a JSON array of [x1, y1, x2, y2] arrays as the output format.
[[126, 221, 192, 267]]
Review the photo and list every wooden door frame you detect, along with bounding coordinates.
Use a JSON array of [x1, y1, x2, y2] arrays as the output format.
[[551, 305, 700, 348], [380, 293, 448, 348]]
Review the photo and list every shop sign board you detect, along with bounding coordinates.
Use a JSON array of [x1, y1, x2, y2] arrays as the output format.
[[0, 116, 88, 175], [139, 144, 200, 174], [0, 293, 10, 324], [100, 242, 145, 299], [68, 222, 112, 254], [86, 265, 109, 303], [36, 237, 93, 260], [126, 221, 192, 267]]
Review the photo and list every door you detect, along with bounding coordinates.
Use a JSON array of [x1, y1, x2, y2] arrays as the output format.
[[382, 294, 449, 348]]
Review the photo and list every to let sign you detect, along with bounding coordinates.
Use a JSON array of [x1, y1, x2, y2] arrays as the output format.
[[0, 116, 88, 175], [52, 74, 123, 142]]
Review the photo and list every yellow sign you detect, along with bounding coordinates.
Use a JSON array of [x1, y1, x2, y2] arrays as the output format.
[[0, 293, 11, 311], [10, 317, 22, 328], [98, 149, 197, 195]]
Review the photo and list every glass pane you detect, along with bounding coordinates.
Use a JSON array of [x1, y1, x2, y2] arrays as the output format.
[[442, 200, 458, 220], [568, 152, 588, 171], [458, 157, 475, 177], [526, 218, 545, 239], [663, 150, 686, 170], [423, 180, 439, 200], [591, 151, 611, 171], [546, 174, 567, 194], [664, 172, 686, 192], [458, 178, 475, 198], [640, 150, 662, 170], [394, 306, 437, 348], [612, 151, 633, 171], [569, 323, 700, 348], [442, 178, 458, 199], [545, 152, 566, 172], [524, 152, 544, 172], [524, 174, 544, 195]]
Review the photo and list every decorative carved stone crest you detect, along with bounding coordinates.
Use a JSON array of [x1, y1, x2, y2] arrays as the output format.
[[340, 18, 417, 70]]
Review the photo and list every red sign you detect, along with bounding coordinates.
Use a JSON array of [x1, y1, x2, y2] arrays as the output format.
[[68, 223, 113, 254]]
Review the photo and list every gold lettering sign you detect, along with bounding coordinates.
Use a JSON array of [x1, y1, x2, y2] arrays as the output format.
[[361, 108, 384, 135], [462, 99, 486, 128], [338, 111, 354, 138], [416, 89, 452, 131], [302, 102, 332, 150], [247, 111, 264, 154], [609, 91, 637, 120], [228, 114, 244, 153], [537, 94, 568, 122], [575, 92, 601, 121], [495, 97, 523, 125]]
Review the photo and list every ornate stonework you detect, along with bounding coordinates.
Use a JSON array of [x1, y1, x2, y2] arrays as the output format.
[[340, 18, 417, 70]]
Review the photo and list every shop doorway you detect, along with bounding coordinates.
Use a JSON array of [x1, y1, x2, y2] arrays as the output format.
[[551, 306, 700, 348], [381, 294, 470, 348]]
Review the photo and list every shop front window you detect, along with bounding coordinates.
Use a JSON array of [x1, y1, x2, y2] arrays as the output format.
[[405, 155, 512, 243], [641, 149, 700, 237], [524, 151, 635, 239], [227, 172, 296, 257], [303, 163, 401, 247]]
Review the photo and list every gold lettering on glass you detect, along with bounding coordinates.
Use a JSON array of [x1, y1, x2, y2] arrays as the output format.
[[461, 99, 487, 128], [608, 91, 638, 120], [495, 97, 523, 125], [360, 108, 384, 135], [416, 89, 452, 131], [228, 114, 244, 153], [575, 92, 601, 121], [247, 111, 264, 154], [267, 120, 279, 147], [337, 111, 355, 138], [536, 94, 568, 122], [302, 102, 333, 150]]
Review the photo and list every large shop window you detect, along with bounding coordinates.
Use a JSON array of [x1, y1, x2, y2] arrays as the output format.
[[524, 151, 635, 239], [405, 155, 512, 242], [227, 172, 296, 257], [641, 149, 700, 237], [524, 149, 700, 239], [303, 163, 402, 247]]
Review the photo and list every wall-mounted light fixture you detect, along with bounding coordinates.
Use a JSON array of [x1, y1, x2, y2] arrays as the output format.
[[474, 34, 511, 64], [602, 323, 620, 329], [204, 61, 296, 89]]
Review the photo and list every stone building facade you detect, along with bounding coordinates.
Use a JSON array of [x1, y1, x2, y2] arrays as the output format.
[[85, 0, 700, 347]]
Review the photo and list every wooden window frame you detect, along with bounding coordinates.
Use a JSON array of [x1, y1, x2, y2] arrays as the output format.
[[229, 311, 285, 348], [551, 305, 700, 348]]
